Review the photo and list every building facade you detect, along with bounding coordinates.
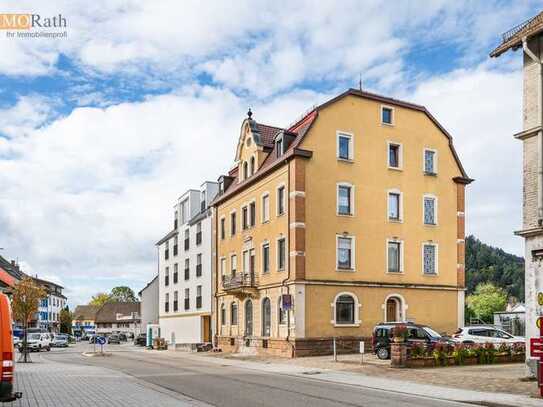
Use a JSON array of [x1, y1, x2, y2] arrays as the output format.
[[72, 305, 98, 337], [95, 302, 141, 336], [139, 275, 159, 330], [157, 182, 218, 349], [213, 89, 471, 356], [491, 11, 543, 375], [34, 278, 66, 333]]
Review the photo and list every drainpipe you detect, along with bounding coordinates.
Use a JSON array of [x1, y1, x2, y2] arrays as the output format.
[[281, 160, 293, 356], [523, 37, 543, 225], [213, 206, 219, 347]]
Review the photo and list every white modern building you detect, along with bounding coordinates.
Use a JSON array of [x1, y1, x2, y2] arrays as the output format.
[[34, 277, 67, 333], [157, 181, 218, 350], [139, 275, 159, 329]]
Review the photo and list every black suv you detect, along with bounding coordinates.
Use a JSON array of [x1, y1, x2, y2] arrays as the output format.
[[372, 322, 452, 360]]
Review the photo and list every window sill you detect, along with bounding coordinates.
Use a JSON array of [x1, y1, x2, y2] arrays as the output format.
[[423, 273, 439, 277], [424, 171, 438, 177], [277, 268, 285, 272], [276, 212, 286, 217], [333, 323, 361, 328], [424, 223, 438, 227], [262, 220, 270, 225], [336, 268, 356, 272], [337, 157, 354, 163], [386, 271, 404, 275], [337, 213, 354, 217], [388, 218, 403, 223], [388, 166, 402, 171], [381, 122, 394, 127]]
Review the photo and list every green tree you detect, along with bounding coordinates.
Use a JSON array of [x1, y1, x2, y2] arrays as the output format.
[[11, 277, 47, 362], [59, 306, 73, 334], [466, 283, 507, 323], [110, 286, 137, 302], [89, 292, 111, 307]]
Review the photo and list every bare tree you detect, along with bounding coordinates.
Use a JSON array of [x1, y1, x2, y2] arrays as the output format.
[[11, 278, 46, 363]]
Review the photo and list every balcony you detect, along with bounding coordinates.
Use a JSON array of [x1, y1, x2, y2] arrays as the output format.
[[222, 273, 258, 297]]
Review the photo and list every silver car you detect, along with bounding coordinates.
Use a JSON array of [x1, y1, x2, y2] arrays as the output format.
[[52, 334, 69, 348]]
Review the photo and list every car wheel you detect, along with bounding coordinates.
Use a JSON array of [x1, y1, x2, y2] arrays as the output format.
[[46, 346, 51, 352], [376, 347, 390, 360]]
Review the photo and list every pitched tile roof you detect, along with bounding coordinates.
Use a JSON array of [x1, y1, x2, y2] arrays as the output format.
[[255, 123, 284, 147], [95, 302, 141, 323], [73, 305, 99, 321]]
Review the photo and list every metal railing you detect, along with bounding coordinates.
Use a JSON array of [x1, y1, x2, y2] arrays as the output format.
[[501, 14, 541, 44], [222, 273, 257, 290]]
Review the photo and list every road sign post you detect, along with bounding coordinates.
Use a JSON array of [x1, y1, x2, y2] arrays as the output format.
[[96, 336, 106, 354]]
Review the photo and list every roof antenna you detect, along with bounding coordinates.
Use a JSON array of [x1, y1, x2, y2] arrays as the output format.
[[247, 108, 253, 119], [358, 73, 362, 91]]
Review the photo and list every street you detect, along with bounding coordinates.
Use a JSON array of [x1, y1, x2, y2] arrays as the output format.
[[6, 343, 473, 407]]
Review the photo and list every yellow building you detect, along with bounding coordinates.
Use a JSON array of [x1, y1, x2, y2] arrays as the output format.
[[212, 89, 472, 357]]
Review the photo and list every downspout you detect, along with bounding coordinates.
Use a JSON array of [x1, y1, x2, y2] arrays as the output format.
[[281, 160, 293, 356], [523, 37, 543, 225], [213, 206, 219, 348]]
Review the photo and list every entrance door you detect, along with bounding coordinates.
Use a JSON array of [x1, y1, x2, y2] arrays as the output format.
[[386, 298, 398, 322], [202, 316, 211, 342], [245, 300, 253, 336]]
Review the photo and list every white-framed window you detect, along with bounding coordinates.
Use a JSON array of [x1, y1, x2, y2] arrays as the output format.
[[220, 217, 226, 240], [262, 241, 270, 273], [423, 148, 437, 175], [423, 194, 438, 225], [231, 302, 238, 325], [230, 211, 237, 236], [243, 250, 250, 273], [422, 242, 438, 275], [277, 185, 286, 216], [261, 193, 270, 223], [278, 297, 288, 325], [381, 105, 394, 125], [337, 183, 354, 216], [386, 239, 404, 273], [387, 141, 402, 169], [331, 292, 360, 326], [336, 235, 355, 271], [220, 257, 226, 283], [242, 205, 248, 229], [249, 200, 256, 227], [337, 131, 353, 161], [230, 254, 237, 277], [277, 237, 286, 271], [387, 190, 402, 222]]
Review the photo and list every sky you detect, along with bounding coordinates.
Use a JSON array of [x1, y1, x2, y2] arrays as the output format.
[[0, 0, 538, 306]]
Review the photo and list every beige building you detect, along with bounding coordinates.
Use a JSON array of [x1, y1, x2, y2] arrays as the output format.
[[213, 89, 472, 356]]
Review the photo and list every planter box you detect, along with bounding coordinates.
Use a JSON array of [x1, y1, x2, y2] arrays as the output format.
[[405, 353, 526, 368]]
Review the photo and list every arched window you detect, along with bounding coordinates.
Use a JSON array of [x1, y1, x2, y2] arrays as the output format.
[[278, 297, 287, 325], [220, 303, 226, 326], [250, 156, 255, 175], [335, 294, 355, 325], [262, 298, 271, 336], [245, 300, 253, 336], [243, 161, 249, 179], [231, 302, 238, 325]]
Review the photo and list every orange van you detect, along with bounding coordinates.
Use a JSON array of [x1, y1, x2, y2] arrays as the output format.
[[0, 292, 20, 402]]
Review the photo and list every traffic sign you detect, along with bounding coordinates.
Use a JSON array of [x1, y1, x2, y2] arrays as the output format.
[[96, 336, 106, 345], [530, 338, 543, 357], [538, 292, 543, 306]]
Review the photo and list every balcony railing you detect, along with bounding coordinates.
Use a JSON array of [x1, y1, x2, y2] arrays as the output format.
[[222, 272, 258, 291]]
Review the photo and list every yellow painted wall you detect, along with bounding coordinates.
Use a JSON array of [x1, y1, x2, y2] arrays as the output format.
[[300, 95, 462, 286], [305, 285, 459, 337]]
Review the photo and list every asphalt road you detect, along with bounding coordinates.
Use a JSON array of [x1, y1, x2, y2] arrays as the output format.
[[43, 345, 470, 407]]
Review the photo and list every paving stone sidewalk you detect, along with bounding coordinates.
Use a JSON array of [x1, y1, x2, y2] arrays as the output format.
[[5, 353, 203, 407]]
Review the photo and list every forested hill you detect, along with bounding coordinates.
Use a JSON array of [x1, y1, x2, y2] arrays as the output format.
[[465, 235, 524, 301]]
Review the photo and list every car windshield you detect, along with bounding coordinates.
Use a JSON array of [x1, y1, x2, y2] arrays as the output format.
[[423, 327, 441, 338], [55, 335, 67, 340], [29, 333, 41, 340]]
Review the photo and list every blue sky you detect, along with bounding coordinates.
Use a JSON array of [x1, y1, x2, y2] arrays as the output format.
[[0, 0, 539, 306]]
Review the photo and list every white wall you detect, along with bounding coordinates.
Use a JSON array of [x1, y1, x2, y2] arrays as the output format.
[[160, 316, 202, 345]]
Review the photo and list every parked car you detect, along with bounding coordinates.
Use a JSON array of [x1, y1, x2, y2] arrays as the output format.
[[107, 334, 121, 344], [26, 333, 51, 352], [452, 326, 524, 344], [135, 333, 146, 346], [118, 333, 127, 342], [12, 336, 21, 349], [372, 322, 453, 360], [51, 335, 69, 348]]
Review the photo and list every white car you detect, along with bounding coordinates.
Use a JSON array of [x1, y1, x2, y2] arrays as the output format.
[[452, 326, 524, 344], [24, 333, 51, 352], [51, 334, 69, 348]]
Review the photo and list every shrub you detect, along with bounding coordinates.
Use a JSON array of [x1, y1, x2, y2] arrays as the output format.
[[432, 343, 449, 366], [473, 342, 497, 364], [452, 343, 470, 365], [512, 342, 525, 355], [497, 342, 511, 355], [409, 343, 425, 359]]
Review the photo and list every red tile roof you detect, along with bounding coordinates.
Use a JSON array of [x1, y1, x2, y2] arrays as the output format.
[[256, 123, 284, 147]]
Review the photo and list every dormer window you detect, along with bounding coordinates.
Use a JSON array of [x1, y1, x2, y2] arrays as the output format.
[[243, 161, 249, 180], [276, 138, 283, 158], [250, 156, 255, 175]]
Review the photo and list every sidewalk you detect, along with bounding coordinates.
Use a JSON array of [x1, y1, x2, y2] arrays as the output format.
[[152, 349, 543, 407], [6, 353, 208, 407]]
